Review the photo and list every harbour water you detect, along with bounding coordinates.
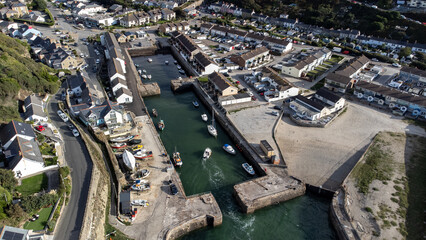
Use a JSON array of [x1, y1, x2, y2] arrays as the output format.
[[132, 54, 336, 240]]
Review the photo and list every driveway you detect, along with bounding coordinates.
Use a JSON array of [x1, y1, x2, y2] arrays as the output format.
[[48, 90, 93, 240]]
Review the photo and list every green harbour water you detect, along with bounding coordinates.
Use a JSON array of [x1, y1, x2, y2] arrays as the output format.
[[132, 54, 336, 240]]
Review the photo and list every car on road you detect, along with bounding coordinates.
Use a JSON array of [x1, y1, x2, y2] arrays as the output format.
[[57, 110, 69, 122], [170, 184, 178, 195], [392, 63, 401, 68], [372, 58, 379, 62], [72, 128, 80, 137], [68, 124, 74, 130], [35, 125, 45, 131]]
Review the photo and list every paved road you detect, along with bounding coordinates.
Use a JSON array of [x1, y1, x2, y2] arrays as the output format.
[[48, 90, 93, 240]]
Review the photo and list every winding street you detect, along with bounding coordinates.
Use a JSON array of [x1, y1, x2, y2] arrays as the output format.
[[47, 90, 93, 240]]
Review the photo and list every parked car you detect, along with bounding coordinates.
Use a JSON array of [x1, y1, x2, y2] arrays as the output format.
[[271, 111, 279, 116], [96, 59, 100, 64], [35, 125, 45, 131], [170, 184, 178, 195], [57, 110, 69, 122], [67, 124, 74, 130], [273, 105, 282, 110], [392, 63, 401, 68], [72, 128, 80, 137]]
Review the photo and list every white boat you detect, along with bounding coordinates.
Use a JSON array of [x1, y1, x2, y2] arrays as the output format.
[[172, 148, 183, 167], [131, 180, 150, 191], [202, 148, 212, 160], [179, 69, 185, 74], [135, 64, 140, 67], [131, 199, 149, 207], [132, 169, 150, 179], [177, 65, 182, 70], [141, 74, 147, 79], [207, 109, 217, 137], [223, 144, 236, 155], [122, 150, 136, 171], [242, 163, 255, 175], [201, 113, 208, 122], [147, 75, 152, 79], [138, 70, 142, 75], [174, 60, 178, 64], [148, 58, 152, 63], [143, 69, 147, 73], [165, 61, 169, 65], [134, 150, 153, 159], [110, 135, 135, 143]]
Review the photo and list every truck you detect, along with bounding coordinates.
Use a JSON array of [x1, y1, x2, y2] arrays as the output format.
[[332, 47, 342, 53]]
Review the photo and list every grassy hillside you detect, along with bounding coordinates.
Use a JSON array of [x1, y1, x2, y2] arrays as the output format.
[[0, 33, 60, 123]]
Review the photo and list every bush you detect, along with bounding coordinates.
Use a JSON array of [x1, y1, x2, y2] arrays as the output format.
[[365, 207, 373, 213], [0, 169, 17, 191], [20, 193, 58, 213]]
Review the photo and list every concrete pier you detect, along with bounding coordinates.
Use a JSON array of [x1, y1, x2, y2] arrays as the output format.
[[234, 175, 305, 214], [170, 78, 194, 92]]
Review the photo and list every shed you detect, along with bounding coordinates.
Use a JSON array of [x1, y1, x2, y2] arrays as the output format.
[[120, 191, 131, 214], [260, 140, 274, 157]]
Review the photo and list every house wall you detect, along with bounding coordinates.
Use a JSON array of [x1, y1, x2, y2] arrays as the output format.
[[25, 114, 48, 123], [201, 63, 219, 76], [281, 66, 302, 77], [13, 158, 45, 178], [221, 86, 238, 97], [112, 83, 128, 93], [116, 94, 133, 104], [110, 73, 126, 82]]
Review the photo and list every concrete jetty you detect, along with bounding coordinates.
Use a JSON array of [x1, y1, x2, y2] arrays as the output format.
[[234, 174, 305, 214], [170, 78, 194, 92]]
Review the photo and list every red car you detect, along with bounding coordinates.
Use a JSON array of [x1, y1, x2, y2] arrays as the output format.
[[36, 125, 45, 131]]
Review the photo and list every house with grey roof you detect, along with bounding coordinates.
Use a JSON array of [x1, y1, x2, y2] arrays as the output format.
[[281, 48, 331, 78], [115, 87, 133, 104], [22, 94, 47, 123], [79, 100, 125, 130], [161, 8, 175, 21], [108, 58, 126, 82], [208, 72, 238, 97], [0, 225, 29, 240], [193, 52, 219, 76], [230, 46, 270, 69], [170, 31, 200, 61], [0, 121, 45, 178]]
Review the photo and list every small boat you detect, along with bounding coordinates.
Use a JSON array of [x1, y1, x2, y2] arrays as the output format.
[[138, 70, 142, 75], [131, 180, 150, 191], [143, 69, 147, 73], [147, 58, 152, 63], [193, 101, 199, 108], [152, 108, 158, 117], [177, 65, 182, 70], [135, 63, 140, 67], [165, 60, 169, 65], [223, 144, 236, 155], [157, 119, 165, 131], [172, 148, 183, 167], [122, 150, 136, 170], [178, 77, 182, 80], [131, 199, 149, 207], [202, 148, 212, 160], [174, 60, 178, 64], [242, 163, 255, 175], [131, 144, 144, 152], [111, 142, 127, 149], [134, 150, 153, 159], [147, 75, 152, 79], [207, 109, 217, 137], [201, 113, 208, 122], [141, 74, 147, 79], [133, 169, 150, 178], [179, 69, 185, 74], [110, 135, 135, 143]]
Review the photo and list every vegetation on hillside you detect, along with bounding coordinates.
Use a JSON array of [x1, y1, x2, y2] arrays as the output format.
[[209, 0, 426, 44], [0, 33, 61, 123]]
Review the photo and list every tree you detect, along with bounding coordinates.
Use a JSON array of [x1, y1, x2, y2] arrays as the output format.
[[33, 0, 47, 11], [0, 169, 17, 192], [5, 204, 25, 220], [371, 21, 384, 31], [399, 47, 412, 58]]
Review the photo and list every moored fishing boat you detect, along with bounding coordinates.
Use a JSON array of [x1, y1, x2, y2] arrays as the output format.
[[131, 199, 149, 207], [179, 69, 185, 74], [147, 58, 152, 63], [165, 60, 169, 65], [157, 119, 165, 131], [202, 148, 212, 160], [242, 163, 255, 175], [147, 74, 152, 79], [174, 60, 178, 64], [201, 113, 208, 122], [223, 144, 236, 155], [177, 64, 181, 70], [143, 69, 147, 73], [152, 108, 158, 117], [122, 150, 136, 170], [172, 149, 183, 167], [192, 101, 199, 108], [141, 74, 147, 79], [207, 109, 217, 137]]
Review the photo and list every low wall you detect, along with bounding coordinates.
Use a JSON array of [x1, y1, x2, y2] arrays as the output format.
[[170, 78, 195, 92], [329, 190, 360, 240], [305, 184, 335, 199], [128, 46, 158, 57]]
